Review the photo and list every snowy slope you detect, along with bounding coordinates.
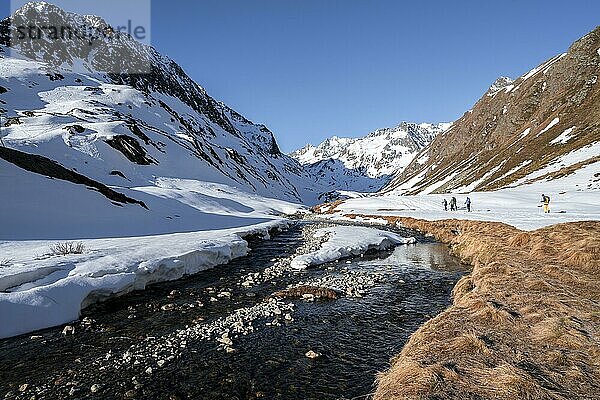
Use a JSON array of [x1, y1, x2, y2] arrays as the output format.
[[0, 3, 332, 240], [0, 54, 318, 238], [290, 122, 450, 193], [0, 3, 320, 338], [0, 3, 324, 208]]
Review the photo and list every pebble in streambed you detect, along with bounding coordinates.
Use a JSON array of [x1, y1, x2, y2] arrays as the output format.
[[15, 299, 297, 398], [98, 297, 295, 365], [238, 221, 396, 299], [294, 267, 392, 298], [237, 222, 335, 288]]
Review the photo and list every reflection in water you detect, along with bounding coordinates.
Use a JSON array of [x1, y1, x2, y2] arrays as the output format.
[[0, 225, 467, 400], [369, 242, 465, 273]]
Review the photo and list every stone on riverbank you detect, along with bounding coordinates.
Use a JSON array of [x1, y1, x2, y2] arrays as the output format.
[[273, 285, 339, 300]]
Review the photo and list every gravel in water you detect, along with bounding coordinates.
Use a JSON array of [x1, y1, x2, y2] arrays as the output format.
[[0, 222, 467, 399]]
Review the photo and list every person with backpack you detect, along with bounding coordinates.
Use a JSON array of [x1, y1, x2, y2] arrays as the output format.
[[450, 197, 457, 211], [443, 198, 448, 211], [465, 197, 472, 212], [541, 194, 551, 213]]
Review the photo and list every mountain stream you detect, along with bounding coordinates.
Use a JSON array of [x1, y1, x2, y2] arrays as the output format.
[[0, 221, 467, 399]]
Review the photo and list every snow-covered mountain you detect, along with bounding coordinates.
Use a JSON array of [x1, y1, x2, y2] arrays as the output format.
[[290, 122, 450, 193], [0, 3, 326, 239], [385, 26, 600, 195]]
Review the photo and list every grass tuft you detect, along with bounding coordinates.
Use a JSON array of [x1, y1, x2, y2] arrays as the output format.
[[0, 258, 13, 267]]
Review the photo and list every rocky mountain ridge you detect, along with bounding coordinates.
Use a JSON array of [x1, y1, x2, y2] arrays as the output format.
[[384, 26, 600, 194], [0, 2, 324, 206]]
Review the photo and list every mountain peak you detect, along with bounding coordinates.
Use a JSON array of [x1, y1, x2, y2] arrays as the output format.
[[4, 2, 146, 74], [488, 76, 514, 94], [14, 1, 57, 13], [12, 1, 110, 31]]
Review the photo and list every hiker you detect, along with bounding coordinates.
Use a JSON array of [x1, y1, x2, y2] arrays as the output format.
[[443, 198, 448, 211], [450, 197, 457, 211], [465, 197, 472, 212], [541, 193, 551, 213]]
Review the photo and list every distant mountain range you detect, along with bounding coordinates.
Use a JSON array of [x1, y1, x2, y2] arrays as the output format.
[[295, 26, 600, 197], [290, 122, 450, 194]]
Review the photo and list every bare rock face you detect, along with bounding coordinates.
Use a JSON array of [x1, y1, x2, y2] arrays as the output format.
[[487, 76, 515, 95], [385, 26, 600, 194]]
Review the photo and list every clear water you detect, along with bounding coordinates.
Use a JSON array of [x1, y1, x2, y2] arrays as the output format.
[[0, 223, 467, 399]]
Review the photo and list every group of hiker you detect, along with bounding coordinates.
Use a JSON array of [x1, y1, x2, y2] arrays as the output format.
[[443, 196, 471, 212], [441, 194, 552, 213]]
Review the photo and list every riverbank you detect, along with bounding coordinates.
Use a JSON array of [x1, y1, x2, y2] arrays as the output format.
[[0, 219, 421, 340], [327, 212, 600, 399], [0, 220, 292, 339]]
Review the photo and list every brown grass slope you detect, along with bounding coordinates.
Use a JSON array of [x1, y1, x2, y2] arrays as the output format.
[[361, 217, 600, 400], [385, 26, 600, 194]]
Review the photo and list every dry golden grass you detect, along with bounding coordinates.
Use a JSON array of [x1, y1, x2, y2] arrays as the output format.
[[319, 211, 600, 399]]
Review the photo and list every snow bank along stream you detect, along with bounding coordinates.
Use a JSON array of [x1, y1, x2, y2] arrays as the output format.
[[0, 223, 414, 339], [0, 221, 288, 339], [290, 225, 416, 270]]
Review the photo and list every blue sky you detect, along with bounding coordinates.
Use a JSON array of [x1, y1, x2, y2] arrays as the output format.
[[3, 1, 600, 152]]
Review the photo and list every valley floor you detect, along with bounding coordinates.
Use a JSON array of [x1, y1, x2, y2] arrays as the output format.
[[318, 188, 600, 231], [320, 161, 600, 231], [1, 150, 598, 398]]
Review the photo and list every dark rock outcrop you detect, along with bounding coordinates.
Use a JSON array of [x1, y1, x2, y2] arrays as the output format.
[[0, 146, 147, 209]]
